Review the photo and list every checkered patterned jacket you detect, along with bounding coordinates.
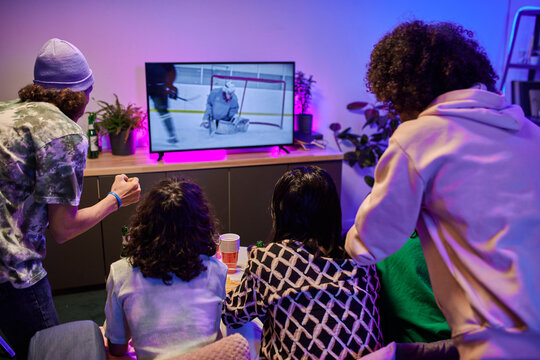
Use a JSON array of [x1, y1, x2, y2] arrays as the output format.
[[222, 240, 383, 359]]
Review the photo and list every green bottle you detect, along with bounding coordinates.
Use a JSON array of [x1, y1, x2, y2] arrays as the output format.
[[87, 113, 99, 159], [120, 225, 129, 258]]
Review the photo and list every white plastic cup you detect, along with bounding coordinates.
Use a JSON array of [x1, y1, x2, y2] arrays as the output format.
[[220, 233, 240, 274]]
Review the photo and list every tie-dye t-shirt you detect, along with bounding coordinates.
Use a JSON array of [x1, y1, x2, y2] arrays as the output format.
[[0, 100, 87, 288]]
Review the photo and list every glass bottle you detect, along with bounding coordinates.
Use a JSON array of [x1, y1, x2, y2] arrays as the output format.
[[120, 225, 129, 258], [87, 113, 99, 159]]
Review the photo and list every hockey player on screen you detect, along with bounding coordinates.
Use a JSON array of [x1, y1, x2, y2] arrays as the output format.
[[201, 81, 243, 136], [146, 63, 180, 144]]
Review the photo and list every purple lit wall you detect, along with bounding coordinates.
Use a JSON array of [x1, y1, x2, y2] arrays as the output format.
[[0, 0, 536, 228]]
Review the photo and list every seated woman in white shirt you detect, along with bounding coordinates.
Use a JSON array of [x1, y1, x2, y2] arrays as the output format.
[[104, 177, 228, 359]]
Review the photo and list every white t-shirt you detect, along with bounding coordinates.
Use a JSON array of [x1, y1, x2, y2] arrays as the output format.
[[104, 256, 228, 360]]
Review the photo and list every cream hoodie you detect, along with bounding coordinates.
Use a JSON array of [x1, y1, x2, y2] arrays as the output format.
[[345, 88, 540, 359]]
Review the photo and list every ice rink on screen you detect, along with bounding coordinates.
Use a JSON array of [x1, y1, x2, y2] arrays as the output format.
[[149, 111, 293, 152]]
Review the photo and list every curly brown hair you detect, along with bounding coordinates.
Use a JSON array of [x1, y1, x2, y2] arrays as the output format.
[[18, 84, 89, 120], [366, 21, 498, 116], [125, 177, 218, 284]]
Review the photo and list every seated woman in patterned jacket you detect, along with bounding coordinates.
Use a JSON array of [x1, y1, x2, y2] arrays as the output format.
[[222, 165, 383, 359]]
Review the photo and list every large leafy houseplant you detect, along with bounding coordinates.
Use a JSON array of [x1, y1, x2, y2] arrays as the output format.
[[94, 94, 146, 142], [294, 71, 316, 140], [330, 101, 400, 186], [93, 94, 146, 155]]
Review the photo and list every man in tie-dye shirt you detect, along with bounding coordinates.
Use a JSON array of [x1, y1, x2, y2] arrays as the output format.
[[0, 38, 141, 359]]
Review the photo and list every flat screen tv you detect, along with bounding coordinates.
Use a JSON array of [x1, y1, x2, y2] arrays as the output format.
[[145, 62, 295, 156]]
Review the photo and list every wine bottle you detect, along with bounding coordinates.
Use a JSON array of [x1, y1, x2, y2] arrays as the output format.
[[88, 113, 99, 159]]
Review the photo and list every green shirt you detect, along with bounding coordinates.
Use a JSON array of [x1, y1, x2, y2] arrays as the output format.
[[0, 100, 87, 288], [376, 234, 451, 343]]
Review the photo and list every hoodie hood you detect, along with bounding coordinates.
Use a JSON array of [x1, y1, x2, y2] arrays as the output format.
[[419, 88, 524, 131]]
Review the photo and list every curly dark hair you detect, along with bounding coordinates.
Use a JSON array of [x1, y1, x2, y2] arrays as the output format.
[[366, 21, 498, 116], [124, 176, 218, 284], [271, 165, 345, 258], [18, 84, 89, 120]]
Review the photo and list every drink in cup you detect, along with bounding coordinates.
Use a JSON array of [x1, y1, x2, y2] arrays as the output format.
[[220, 233, 240, 274]]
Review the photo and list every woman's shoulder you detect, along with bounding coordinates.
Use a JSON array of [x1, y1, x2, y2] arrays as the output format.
[[291, 241, 376, 276], [108, 258, 136, 285], [199, 255, 227, 297], [250, 241, 377, 287], [249, 241, 298, 260], [246, 241, 309, 274], [110, 257, 131, 272], [201, 255, 228, 277]]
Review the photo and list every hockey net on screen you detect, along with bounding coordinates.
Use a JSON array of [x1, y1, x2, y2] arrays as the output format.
[[210, 74, 287, 129]]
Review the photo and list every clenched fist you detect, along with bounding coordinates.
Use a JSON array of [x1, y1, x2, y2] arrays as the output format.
[[110, 174, 141, 208]]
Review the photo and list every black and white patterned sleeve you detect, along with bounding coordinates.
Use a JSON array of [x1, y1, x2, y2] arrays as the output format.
[[221, 251, 268, 329]]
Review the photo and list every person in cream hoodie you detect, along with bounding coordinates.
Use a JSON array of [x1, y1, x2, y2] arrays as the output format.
[[346, 21, 540, 359]]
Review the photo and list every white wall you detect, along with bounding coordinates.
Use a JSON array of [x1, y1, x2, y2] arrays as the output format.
[[1, 0, 533, 228]]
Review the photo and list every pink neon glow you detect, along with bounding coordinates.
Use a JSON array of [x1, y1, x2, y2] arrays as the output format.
[[146, 145, 283, 163], [153, 149, 228, 163], [269, 146, 281, 157]]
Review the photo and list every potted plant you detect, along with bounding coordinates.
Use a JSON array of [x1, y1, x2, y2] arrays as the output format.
[[93, 94, 146, 156], [330, 101, 400, 187], [294, 71, 316, 140]]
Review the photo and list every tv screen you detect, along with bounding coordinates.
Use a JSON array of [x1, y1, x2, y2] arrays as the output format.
[[145, 62, 295, 154]]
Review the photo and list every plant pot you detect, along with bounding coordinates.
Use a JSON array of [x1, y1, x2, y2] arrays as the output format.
[[296, 114, 313, 136], [109, 130, 136, 156]]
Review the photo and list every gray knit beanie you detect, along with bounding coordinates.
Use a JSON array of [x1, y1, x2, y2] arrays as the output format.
[[33, 38, 94, 92]]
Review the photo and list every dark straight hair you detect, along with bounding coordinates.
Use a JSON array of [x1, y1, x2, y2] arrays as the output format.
[[271, 165, 343, 257]]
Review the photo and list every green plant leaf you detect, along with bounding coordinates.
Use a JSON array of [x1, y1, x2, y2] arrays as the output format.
[[360, 134, 368, 145], [364, 176, 375, 187], [344, 151, 358, 167], [376, 114, 389, 128], [390, 119, 400, 131], [350, 137, 363, 147], [329, 122, 341, 131], [365, 108, 379, 122], [337, 127, 355, 139], [346, 101, 369, 110], [332, 101, 401, 171], [374, 146, 385, 158]]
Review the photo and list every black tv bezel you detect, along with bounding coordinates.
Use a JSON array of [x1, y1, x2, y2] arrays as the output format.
[[145, 61, 296, 155]]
